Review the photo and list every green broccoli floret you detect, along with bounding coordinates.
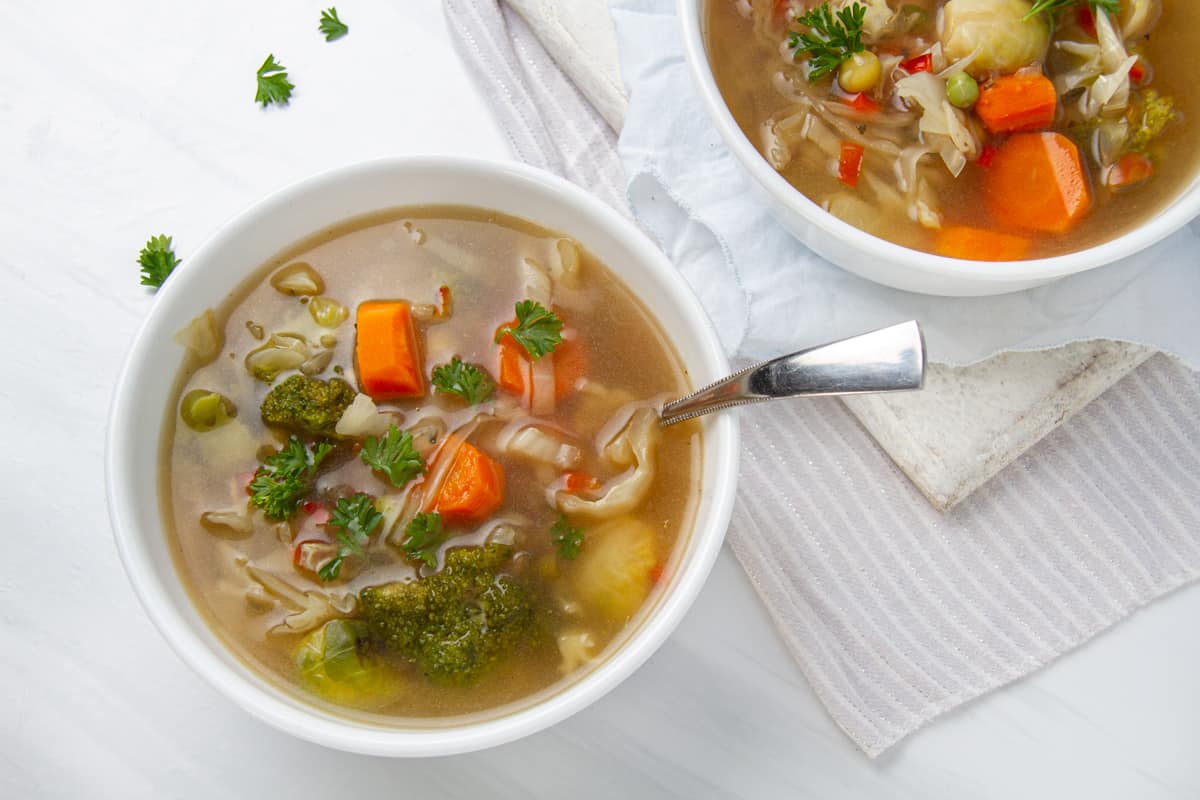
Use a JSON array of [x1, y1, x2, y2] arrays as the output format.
[[1130, 90, 1178, 153], [358, 544, 536, 684], [260, 374, 355, 436]]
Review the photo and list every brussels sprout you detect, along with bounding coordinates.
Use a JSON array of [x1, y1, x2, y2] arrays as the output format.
[[294, 619, 406, 709], [270, 262, 325, 296], [940, 0, 1049, 78], [180, 389, 236, 431], [244, 333, 310, 382]]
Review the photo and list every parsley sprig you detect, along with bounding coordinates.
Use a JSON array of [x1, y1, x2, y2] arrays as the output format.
[[318, 7, 349, 41], [400, 512, 445, 568], [431, 356, 495, 405], [360, 424, 425, 488], [255, 54, 294, 107], [1024, 0, 1119, 20], [494, 300, 564, 360], [319, 493, 383, 581], [138, 235, 181, 288], [788, 2, 867, 81], [551, 514, 584, 560], [248, 437, 332, 520]]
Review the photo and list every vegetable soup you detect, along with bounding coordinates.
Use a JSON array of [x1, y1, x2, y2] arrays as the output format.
[[164, 207, 700, 719], [706, 0, 1200, 259]]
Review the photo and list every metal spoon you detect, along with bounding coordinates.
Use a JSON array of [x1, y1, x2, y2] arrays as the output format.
[[659, 321, 926, 426]]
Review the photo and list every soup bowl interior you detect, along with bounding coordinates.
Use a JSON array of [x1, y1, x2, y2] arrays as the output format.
[[106, 157, 738, 756], [679, 0, 1200, 296]]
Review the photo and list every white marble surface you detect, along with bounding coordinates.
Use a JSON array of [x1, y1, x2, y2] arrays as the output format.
[[3, 1, 1199, 796]]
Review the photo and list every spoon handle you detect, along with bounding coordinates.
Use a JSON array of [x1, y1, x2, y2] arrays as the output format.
[[659, 321, 926, 426]]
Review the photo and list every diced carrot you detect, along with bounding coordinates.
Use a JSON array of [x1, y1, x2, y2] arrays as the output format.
[[434, 441, 505, 526], [900, 53, 933, 74], [355, 301, 424, 400], [1105, 152, 1154, 189], [649, 563, 666, 584], [496, 326, 526, 397], [838, 141, 865, 188], [553, 334, 587, 401], [976, 73, 1058, 134], [563, 470, 600, 493], [985, 132, 1092, 233], [934, 225, 1031, 262]]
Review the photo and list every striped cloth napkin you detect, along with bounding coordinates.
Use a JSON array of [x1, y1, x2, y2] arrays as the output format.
[[443, 0, 1200, 757]]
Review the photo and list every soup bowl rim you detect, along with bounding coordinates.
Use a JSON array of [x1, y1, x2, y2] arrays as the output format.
[[678, 0, 1200, 293], [105, 156, 739, 757]]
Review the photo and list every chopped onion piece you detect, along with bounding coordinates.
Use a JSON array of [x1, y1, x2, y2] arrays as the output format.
[[334, 393, 395, 439], [269, 262, 325, 296], [508, 426, 581, 469], [174, 309, 223, 365], [244, 333, 310, 382], [200, 509, 253, 538], [557, 630, 597, 674]]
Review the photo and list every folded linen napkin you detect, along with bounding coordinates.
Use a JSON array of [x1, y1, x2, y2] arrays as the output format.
[[444, 0, 1200, 756]]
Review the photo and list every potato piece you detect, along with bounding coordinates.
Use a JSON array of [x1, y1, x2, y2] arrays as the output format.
[[570, 517, 657, 623]]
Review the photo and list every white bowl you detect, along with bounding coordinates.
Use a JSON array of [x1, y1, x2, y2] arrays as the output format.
[[105, 157, 739, 756], [679, 0, 1200, 296]]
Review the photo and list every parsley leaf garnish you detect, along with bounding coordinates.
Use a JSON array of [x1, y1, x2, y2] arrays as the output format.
[[431, 356, 495, 405], [551, 514, 584, 560], [138, 234, 181, 288], [493, 300, 564, 360], [318, 7, 349, 41], [319, 493, 383, 581], [400, 511, 445, 568], [788, 2, 866, 81], [248, 437, 332, 521], [360, 424, 425, 488], [1024, 0, 1119, 20], [255, 54, 294, 107]]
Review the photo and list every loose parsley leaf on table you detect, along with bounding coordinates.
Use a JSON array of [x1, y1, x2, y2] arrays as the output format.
[[401, 512, 445, 568], [493, 300, 564, 359], [788, 2, 866, 81], [551, 514, 584, 560], [320, 493, 384, 581], [360, 424, 425, 488], [255, 54, 294, 107], [248, 437, 332, 521], [431, 356, 495, 405], [138, 234, 181, 288], [318, 7, 349, 41]]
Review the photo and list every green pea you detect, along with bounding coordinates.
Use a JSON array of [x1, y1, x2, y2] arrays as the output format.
[[947, 71, 979, 109], [180, 389, 236, 432]]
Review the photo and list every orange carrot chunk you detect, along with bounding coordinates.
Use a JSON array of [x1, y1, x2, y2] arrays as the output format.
[[355, 301, 425, 400], [495, 318, 527, 397], [985, 132, 1091, 234], [838, 141, 865, 188], [934, 225, 1031, 262], [976, 73, 1058, 134], [552, 333, 587, 401], [1105, 152, 1154, 189], [434, 442, 505, 526]]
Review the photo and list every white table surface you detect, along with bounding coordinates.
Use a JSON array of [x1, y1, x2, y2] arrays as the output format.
[[3, 1, 1199, 796]]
